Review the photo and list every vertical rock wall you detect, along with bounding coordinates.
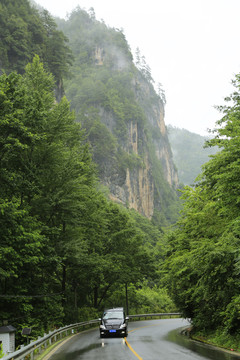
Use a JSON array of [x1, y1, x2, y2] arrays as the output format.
[[94, 47, 179, 218]]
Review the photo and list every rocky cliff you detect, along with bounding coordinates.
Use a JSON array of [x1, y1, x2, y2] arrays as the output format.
[[57, 8, 179, 223], [94, 55, 178, 219]]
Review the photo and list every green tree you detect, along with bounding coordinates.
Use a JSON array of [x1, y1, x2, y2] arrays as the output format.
[[0, 55, 96, 332], [164, 73, 240, 334], [0, 1, 72, 100], [40, 10, 73, 100]]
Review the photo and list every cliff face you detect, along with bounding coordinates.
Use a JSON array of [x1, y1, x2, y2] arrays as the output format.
[[132, 76, 178, 189], [96, 62, 178, 218], [108, 119, 155, 218], [58, 8, 179, 222], [153, 111, 178, 188], [105, 115, 178, 218]]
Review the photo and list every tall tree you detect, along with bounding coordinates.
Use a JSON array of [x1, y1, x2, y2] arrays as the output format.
[[164, 73, 240, 333], [0, 56, 95, 331], [0, 1, 73, 100]]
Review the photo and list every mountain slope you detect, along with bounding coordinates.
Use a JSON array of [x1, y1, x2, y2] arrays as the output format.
[[0, 1, 181, 225], [167, 125, 217, 185], [57, 8, 180, 224]]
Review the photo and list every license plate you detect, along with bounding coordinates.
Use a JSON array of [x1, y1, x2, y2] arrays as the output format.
[[109, 329, 116, 333]]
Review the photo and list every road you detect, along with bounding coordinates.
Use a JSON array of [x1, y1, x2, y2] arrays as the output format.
[[47, 318, 240, 360]]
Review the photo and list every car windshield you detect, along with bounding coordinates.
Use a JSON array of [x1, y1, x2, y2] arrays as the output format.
[[103, 311, 123, 320]]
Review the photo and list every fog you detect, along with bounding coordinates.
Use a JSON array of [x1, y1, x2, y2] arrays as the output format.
[[35, 0, 240, 135]]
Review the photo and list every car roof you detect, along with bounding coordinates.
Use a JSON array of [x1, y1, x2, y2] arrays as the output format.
[[104, 307, 124, 312]]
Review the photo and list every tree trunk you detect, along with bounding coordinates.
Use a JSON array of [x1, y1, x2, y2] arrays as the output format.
[[62, 264, 66, 307], [94, 286, 98, 308], [97, 283, 112, 308], [125, 283, 129, 315], [74, 285, 78, 309]]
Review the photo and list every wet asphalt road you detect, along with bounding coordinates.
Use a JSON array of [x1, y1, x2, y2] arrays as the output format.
[[47, 318, 240, 360]]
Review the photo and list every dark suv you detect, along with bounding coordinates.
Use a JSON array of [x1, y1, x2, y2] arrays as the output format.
[[99, 307, 129, 338]]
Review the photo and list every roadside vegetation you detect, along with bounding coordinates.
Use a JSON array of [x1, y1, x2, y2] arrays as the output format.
[[163, 74, 240, 350]]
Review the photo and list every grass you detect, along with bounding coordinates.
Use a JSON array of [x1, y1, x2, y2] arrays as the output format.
[[190, 329, 240, 354]]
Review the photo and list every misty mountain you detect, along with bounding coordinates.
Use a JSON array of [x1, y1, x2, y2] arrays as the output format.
[[56, 7, 181, 225], [167, 125, 217, 185]]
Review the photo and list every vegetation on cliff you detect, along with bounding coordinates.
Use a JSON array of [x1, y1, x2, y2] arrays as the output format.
[[56, 8, 180, 224], [0, 0, 73, 100]]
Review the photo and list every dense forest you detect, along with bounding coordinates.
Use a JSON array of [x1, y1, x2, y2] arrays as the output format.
[[164, 77, 240, 349], [167, 126, 217, 185], [1, 0, 240, 354]]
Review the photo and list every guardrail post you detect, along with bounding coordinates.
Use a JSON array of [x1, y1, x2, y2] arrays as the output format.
[[30, 349, 34, 360]]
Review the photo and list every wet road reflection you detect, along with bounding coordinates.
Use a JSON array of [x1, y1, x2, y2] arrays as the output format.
[[47, 319, 240, 360]]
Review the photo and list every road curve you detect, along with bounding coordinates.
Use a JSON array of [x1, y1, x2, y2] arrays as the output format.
[[47, 318, 240, 360]]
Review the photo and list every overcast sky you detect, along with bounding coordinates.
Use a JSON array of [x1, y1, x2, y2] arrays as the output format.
[[35, 0, 240, 135]]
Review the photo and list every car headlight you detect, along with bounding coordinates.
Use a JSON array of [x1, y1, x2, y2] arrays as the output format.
[[100, 325, 106, 329], [120, 324, 126, 329]]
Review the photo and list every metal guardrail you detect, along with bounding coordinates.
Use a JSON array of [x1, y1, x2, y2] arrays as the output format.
[[3, 313, 181, 360], [128, 313, 182, 320], [128, 312, 181, 320], [2, 319, 99, 360]]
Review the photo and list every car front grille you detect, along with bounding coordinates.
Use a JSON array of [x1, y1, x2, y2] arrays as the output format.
[[106, 325, 119, 330]]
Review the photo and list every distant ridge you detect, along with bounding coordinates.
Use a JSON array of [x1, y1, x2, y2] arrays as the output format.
[[167, 125, 217, 186]]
